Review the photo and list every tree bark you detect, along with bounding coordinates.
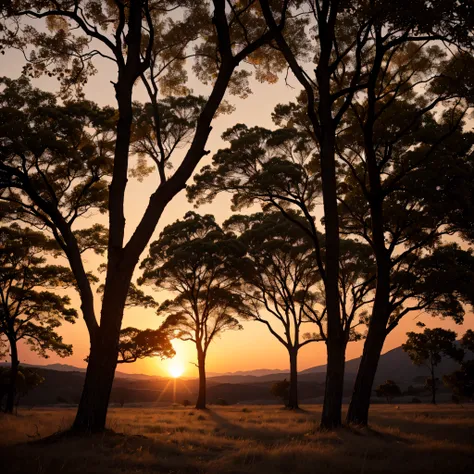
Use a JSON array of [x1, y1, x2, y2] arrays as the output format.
[[430, 365, 437, 404], [196, 347, 206, 409], [288, 348, 299, 409], [321, 335, 345, 429], [5, 339, 18, 414], [72, 268, 132, 432], [319, 131, 344, 430], [346, 250, 391, 425]]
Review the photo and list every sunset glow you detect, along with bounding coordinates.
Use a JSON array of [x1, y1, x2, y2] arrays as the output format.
[[168, 359, 185, 378]]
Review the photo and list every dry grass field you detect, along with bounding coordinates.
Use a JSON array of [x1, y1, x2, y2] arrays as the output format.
[[1, 404, 473, 474]]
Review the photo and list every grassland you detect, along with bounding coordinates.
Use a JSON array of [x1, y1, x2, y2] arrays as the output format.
[[1, 404, 473, 474]]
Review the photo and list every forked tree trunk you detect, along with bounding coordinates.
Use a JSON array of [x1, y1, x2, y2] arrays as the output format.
[[196, 347, 207, 409], [5, 339, 18, 414], [288, 348, 299, 409]]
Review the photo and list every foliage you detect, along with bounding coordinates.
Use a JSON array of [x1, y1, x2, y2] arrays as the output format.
[[0, 224, 77, 358], [140, 212, 245, 352], [443, 330, 474, 402], [0, 366, 44, 410], [403, 328, 463, 403], [375, 380, 402, 403], [117, 327, 174, 364], [270, 379, 290, 406]]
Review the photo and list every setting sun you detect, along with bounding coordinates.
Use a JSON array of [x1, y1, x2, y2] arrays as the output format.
[[168, 359, 185, 378]]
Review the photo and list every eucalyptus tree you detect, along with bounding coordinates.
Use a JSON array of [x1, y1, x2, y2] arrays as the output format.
[[139, 212, 245, 409], [189, 119, 375, 424], [0, 225, 77, 413], [335, 37, 474, 424], [224, 212, 374, 409], [403, 327, 464, 404], [0, 1, 304, 432], [225, 212, 324, 409], [257, 0, 473, 428]]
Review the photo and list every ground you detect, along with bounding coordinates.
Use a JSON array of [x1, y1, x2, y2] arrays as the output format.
[[1, 404, 473, 474]]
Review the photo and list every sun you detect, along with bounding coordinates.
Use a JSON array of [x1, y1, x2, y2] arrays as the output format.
[[168, 359, 185, 378]]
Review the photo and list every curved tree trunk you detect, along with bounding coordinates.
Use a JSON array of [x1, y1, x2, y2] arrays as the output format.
[[5, 339, 18, 414], [288, 348, 299, 409], [346, 253, 390, 425], [195, 347, 207, 409]]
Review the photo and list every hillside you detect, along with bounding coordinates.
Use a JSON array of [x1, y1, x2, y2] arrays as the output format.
[[4, 343, 462, 406]]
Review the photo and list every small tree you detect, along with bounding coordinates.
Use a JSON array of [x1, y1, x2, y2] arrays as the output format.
[[403, 328, 463, 404], [139, 212, 244, 409], [0, 225, 77, 413], [270, 379, 290, 407], [0, 366, 44, 412], [375, 380, 402, 403], [443, 330, 474, 403]]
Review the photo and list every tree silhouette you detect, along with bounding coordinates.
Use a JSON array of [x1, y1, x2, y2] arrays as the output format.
[[139, 212, 244, 409], [0, 1, 302, 432], [226, 212, 324, 410], [0, 366, 44, 413], [189, 120, 375, 421], [403, 328, 463, 404], [270, 379, 290, 407], [443, 330, 474, 403], [375, 380, 401, 403], [336, 40, 474, 424], [223, 211, 374, 409], [258, 0, 474, 429], [0, 225, 77, 413]]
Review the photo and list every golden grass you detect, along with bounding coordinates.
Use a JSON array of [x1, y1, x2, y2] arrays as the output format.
[[1, 404, 473, 473]]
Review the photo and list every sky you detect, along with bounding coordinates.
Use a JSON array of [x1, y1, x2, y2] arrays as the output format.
[[1, 26, 473, 379]]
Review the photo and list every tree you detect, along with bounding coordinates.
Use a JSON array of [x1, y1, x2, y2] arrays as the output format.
[[270, 379, 290, 407], [225, 212, 324, 409], [338, 40, 474, 424], [0, 366, 44, 412], [189, 120, 375, 421], [0, 225, 77, 413], [139, 212, 244, 409], [0, 1, 301, 432], [375, 380, 401, 403], [223, 211, 373, 409], [443, 330, 474, 403], [403, 328, 463, 404], [258, 0, 474, 429]]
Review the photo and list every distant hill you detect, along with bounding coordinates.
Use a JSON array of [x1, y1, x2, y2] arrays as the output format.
[[301, 344, 463, 386], [2, 344, 463, 406], [0, 362, 160, 380]]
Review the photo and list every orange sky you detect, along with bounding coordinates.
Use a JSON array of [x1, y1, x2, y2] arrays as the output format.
[[2, 44, 473, 379]]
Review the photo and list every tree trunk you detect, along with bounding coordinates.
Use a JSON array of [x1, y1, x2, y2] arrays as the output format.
[[5, 339, 18, 414], [321, 336, 345, 429], [346, 196, 391, 426], [72, 331, 119, 432], [196, 347, 206, 409], [430, 365, 437, 405], [319, 131, 344, 430], [72, 270, 132, 432], [346, 253, 390, 425], [288, 348, 299, 409]]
